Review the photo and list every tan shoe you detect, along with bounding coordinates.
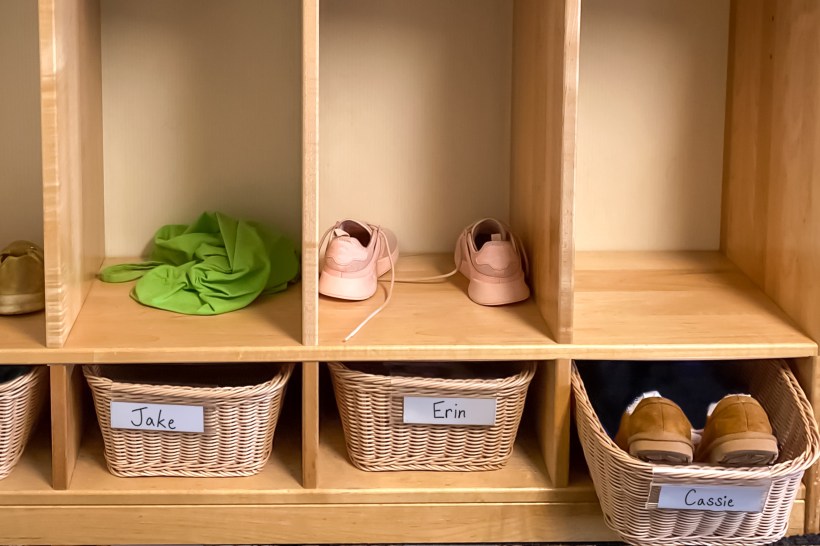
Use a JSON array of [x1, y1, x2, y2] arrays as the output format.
[[0, 241, 45, 315], [614, 393, 694, 464], [695, 394, 778, 466]]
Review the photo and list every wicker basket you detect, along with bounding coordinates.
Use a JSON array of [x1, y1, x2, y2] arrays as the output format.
[[0, 366, 47, 480], [328, 361, 536, 471], [84, 363, 293, 477], [572, 359, 820, 546]]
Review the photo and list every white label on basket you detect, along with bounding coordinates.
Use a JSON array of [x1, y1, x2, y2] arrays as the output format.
[[402, 397, 496, 426], [110, 401, 204, 433], [655, 484, 769, 513]]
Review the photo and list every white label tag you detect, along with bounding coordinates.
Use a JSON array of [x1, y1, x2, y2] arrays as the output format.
[[655, 484, 769, 513], [110, 401, 204, 433], [402, 397, 496, 426]]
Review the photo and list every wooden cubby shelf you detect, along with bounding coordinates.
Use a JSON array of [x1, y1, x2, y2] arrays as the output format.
[[0, 0, 818, 544], [0, 314, 48, 363], [319, 254, 557, 360], [572, 251, 818, 359], [62, 261, 305, 363]]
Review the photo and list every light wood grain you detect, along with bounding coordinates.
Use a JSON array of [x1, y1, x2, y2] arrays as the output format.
[[0, 502, 617, 545], [39, 0, 105, 348], [314, 403, 596, 503], [301, 361, 319, 488], [50, 365, 84, 490], [537, 359, 570, 487], [0, 407, 51, 496], [790, 500, 806, 536], [724, 0, 820, 347], [302, 0, 319, 346], [511, 0, 579, 344], [62, 262, 303, 363], [318, 254, 555, 358], [806, 462, 819, 534], [721, 0, 772, 283], [0, 0, 43, 246], [5, 414, 595, 506], [59, 415, 302, 505], [0, 313, 47, 358], [793, 356, 820, 533], [573, 251, 817, 358], [724, 5, 820, 531]]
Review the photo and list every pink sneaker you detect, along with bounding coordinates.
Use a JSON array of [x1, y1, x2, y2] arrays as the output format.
[[319, 220, 399, 301], [455, 218, 529, 306]]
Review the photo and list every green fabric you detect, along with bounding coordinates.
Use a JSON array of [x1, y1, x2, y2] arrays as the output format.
[[100, 212, 299, 315]]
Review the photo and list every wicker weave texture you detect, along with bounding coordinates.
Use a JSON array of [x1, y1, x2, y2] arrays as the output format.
[[572, 359, 820, 546], [84, 363, 293, 478], [0, 367, 47, 480], [328, 362, 535, 471]]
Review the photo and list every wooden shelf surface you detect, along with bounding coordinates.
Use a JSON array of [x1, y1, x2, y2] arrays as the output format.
[[0, 422, 51, 499], [0, 313, 49, 363], [62, 259, 305, 363], [21, 411, 596, 506], [0, 253, 817, 362], [572, 252, 818, 359], [314, 411, 598, 503], [318, 254, 557, 360]]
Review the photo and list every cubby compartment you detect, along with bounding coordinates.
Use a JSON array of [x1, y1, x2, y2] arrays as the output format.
[[572, 359, 820, 546], [315, 0, 573, 352], [0, 366, 49, 490], [314, 360, 591, 502], [59, 362, 304, 495], [571, 0, 817, 356], [0, 0, 46, 352], [42, 0, 305, 355]]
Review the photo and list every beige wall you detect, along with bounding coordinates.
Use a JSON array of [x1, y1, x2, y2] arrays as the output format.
[[319, 0, 513, 253], [101, 0, 302, 257], [0, 0, 43, 246], [576, 0, 730, 251]]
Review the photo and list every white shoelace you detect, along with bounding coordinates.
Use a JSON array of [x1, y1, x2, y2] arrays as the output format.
[[319, 225, 396, 342], [321, 220, 528, 342], [343, 229, 395, 342]]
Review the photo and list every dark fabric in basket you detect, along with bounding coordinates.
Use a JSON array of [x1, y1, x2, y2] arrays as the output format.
[[576, 360, 752, 436], [0, 366, 30, 385], [345, 361, 528, 380], [97, 363, 284, 388]]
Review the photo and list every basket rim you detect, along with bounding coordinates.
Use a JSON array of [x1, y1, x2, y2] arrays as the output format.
[[84, 363, 294, 400], [327, 361, 536, 390], [571, 359, 820, 479]]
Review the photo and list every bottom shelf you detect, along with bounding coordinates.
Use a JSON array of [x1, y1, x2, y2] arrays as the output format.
[[0, 394, 807, 543]]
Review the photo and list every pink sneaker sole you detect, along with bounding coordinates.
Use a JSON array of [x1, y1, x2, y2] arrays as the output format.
[[319, 270, 379, 301], [319, 230, 399, 301], [462, 266, 530, 306]]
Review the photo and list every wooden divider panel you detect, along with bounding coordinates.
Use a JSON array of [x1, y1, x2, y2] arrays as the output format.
[[510, 0, 579, 344], [303, 0, 319, 347], [724, 0, 820, 342], [535, 359, 571, 487], [50, 364, 84, 490], [39, 0, 105, 348]]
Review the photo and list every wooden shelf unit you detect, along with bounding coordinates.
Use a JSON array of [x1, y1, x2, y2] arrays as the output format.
[[0, 0, 817, 544]]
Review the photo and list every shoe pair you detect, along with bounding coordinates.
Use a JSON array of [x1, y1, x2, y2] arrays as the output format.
[[319, 218, 529, 305], [0, 241, 44, 315], [318, 218, 529, 340], [614, 392, 779, 466]]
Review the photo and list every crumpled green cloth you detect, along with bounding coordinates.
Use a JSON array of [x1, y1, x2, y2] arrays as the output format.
[[100, 212, 299, 315]]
